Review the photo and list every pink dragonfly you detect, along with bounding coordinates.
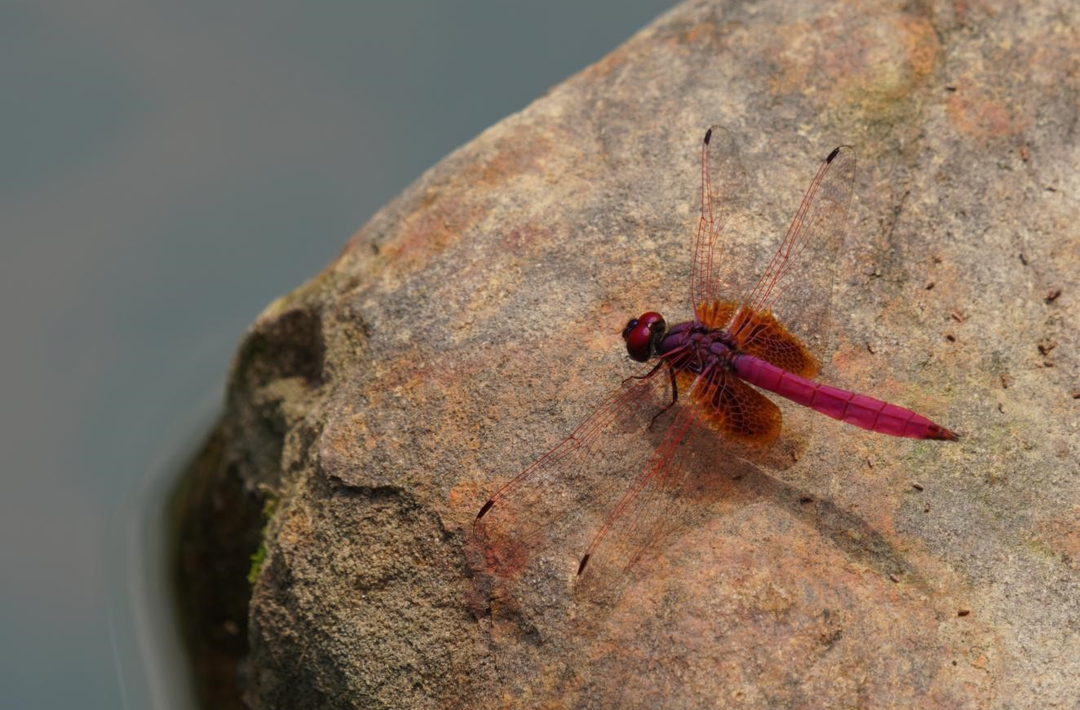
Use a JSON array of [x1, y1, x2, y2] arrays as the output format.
[[474, 126, 958, 586]]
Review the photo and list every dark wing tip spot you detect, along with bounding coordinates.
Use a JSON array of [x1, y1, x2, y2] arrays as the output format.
[[576, 553, 591, 576], [704, 128, 713, 145], [826, 147, 841, 164], [476, 499, 494, 520]]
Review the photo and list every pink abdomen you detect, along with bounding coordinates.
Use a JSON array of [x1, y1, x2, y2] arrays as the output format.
[[732, 354, 957, 440]]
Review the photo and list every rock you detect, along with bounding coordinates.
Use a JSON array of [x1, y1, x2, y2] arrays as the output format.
[[175, 0, 1080, 708]]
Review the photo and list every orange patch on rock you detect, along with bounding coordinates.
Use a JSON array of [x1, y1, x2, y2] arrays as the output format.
[[677, 20, 720, 47], [898, 15, 939, 80], [353, 126, 554, 274], [946, 82, 1026, 140], [381, 195, 485, 269], [830, 343, 876, 381], [1034, 507, 1080, 570], [768, 13, 939, 106], [459, 130, 552, 190]]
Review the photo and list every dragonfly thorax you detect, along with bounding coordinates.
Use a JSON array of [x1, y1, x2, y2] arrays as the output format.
[[656, 320, 739, 373]]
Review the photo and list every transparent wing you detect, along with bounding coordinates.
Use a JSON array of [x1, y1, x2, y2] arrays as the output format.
[[573, 370, 725, 599], [690, 125, 755, 317], [728, 145, 857, 364], [473, 360, 677, 579]]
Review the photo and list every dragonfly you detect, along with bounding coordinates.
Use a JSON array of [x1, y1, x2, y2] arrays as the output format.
[[474, 126, 958, 587]]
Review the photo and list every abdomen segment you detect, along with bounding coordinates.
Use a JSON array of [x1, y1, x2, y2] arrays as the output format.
[[732, 354, 958, 441]]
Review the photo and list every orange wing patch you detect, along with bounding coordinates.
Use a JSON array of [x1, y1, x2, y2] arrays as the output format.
[[679, 368, 782, 446], [696, 299, 738, 328], [729, 307, 819, 378]]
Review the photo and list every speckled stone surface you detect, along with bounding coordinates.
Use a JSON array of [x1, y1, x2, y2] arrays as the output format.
[[177, 0, 1079, 707]]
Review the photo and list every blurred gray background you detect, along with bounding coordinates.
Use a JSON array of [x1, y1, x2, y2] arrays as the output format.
[[0, 1, 674, 707]]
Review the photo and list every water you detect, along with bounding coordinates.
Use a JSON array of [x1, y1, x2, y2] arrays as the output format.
[[106, 391, 217, 710], [0, 2, 672, 707]]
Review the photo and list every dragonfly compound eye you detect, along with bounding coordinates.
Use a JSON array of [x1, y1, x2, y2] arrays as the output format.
[[623, 312, 666, 362]]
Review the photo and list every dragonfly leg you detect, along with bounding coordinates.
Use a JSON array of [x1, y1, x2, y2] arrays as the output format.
[[647, 364, 679, 430], [623, 358, 666, 384]]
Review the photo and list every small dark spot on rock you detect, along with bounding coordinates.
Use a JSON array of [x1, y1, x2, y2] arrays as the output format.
[[958, 609, 971, 617], [925, 282, 935, 290], [1045, 288, 1061, 303], [912, 482, 923, 491], [945, 85, 957, 92], [1000, 373, 1012, 389], [945, 334, 956, 342], [1019, 253, 1029, 265], [950, 309, 967, 323], [820, 627, 843, 648]]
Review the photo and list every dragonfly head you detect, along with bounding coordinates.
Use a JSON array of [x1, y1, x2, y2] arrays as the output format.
[[623, 312, 667, 362]]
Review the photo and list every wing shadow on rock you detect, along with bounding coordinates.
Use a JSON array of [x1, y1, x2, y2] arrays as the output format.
[[468, 417, 920, 620]]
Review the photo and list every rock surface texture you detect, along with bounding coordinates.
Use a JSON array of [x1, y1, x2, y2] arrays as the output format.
[[176, 0, 1080, 708]]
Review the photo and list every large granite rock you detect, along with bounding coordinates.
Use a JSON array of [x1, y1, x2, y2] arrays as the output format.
[[175, 0, 1080, 707]]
